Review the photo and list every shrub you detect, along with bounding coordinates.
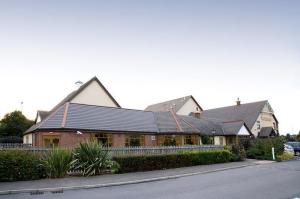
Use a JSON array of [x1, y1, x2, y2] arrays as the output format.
[[276, 152, 294, 162], [0, 150, 46, 182], [228, 144, 246, 161], [113, 150, 231, 173], [43, 148, 72, 178], [71, 141, 119, 176], [246, 137, 285, 160]]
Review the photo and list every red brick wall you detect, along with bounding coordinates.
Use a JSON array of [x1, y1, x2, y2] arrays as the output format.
[[34, 131, 91, 148], [112, 134, 125, 147], [33, 131, 159, 148], [144, 135, 156, 146]]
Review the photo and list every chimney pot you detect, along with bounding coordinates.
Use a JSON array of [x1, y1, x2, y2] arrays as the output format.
[[236, 98, 241, 106]]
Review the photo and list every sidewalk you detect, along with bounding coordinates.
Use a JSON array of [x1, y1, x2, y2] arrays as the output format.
[[0, 159, 267, 195]]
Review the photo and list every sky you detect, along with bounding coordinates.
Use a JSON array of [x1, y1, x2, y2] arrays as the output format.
[[0, 0, 299, 134]]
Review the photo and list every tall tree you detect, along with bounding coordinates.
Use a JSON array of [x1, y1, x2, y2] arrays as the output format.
[[0, 111, 34, 138]]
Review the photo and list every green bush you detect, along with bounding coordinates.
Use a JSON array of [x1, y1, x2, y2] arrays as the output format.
[[276, 152, 294, 162], [71, 141, 119, 176], [228, 144, 246, 161], [0, 150, 46, 182], [113, 150, 231, 173], [246, 137, 285, 160], [43, 148, 72, 178]]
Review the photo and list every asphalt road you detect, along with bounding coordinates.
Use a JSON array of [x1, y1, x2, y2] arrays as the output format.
[[2, 159, 300, 199]]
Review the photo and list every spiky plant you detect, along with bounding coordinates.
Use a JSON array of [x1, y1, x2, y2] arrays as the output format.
[[43, 148, 72, 178], [71, 141, 119, 176]]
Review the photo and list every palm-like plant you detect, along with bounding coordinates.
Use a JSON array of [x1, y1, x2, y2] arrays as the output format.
[[71, 141, 119, 176], [43, 148, 72, 178]]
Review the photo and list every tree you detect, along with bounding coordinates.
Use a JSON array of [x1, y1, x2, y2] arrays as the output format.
[[296, 131, 300, 141], [0, 111, 34, 138]]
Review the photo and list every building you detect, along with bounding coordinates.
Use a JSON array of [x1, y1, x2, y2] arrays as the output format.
[[145, 97, 279, 138], [202, 99, 279, 138], [145, 95, 203, 116], [24, 77, 251, 148]]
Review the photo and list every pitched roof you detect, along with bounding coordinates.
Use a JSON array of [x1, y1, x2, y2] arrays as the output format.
[[25, 102, 223, 135], [36, 110, 50, 121], [221, 121, 251, 136], [258, 127, 277, 137], [145, 95, 203, 113], [36, 76, 121, 121], [202, 100, 268, 130]]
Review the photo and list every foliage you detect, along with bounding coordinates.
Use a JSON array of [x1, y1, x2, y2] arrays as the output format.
[[201, 135, 214, 145], [43, 148, 72, 178], [226, 144, 246, 161], [276, 152, 294, 162], [0, 136, 23, 143], [71, 141, 119, 176], [113, 150, 231, 173], [246, 137, 285, 160], [0, 150, 46, 182], [0, 111, 34, 138]]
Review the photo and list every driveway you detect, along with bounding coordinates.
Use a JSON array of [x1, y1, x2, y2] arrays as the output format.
[[2, 159, 300, 199]]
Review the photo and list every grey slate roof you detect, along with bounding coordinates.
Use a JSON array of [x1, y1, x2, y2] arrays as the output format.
[[221, 121, 249, 136], [258, 127, 277, 137], [36, 110, 50, 121], [145, 95, 203, 113], [65, 104, 157, 133], [202, 101, 268, 130], [26, 102, 225, 135]]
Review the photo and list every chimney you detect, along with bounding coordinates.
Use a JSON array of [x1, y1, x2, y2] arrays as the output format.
[[236, 98, 241, 106], [192, 112, 201, 119]]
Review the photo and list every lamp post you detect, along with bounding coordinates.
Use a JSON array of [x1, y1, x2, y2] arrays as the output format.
[[211, 129, 216, 145]]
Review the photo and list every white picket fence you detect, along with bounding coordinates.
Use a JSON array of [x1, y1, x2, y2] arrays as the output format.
[[104, 145, 223, 156], [0, 144, 223, 156]]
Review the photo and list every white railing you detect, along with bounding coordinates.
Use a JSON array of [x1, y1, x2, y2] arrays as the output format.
[[103, 145, 223, 156], [0, 144, 224, 156]]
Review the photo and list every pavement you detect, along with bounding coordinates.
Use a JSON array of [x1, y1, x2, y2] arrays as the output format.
[[0, 159, 261, 195], [2, 159, 300, 199]]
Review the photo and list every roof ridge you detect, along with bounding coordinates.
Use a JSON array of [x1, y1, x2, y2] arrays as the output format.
[[68, 102, 155, 113], [146, 95, 192, 107], [204, 100, 268, 111]]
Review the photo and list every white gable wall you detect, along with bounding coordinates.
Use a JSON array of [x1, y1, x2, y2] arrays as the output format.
[[71, 80, 118, 107], [238, 125, 250, 136], [177, 98, 201, 115]]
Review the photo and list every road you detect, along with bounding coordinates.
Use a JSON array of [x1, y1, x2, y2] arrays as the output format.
[[2, 159, 300, 199]]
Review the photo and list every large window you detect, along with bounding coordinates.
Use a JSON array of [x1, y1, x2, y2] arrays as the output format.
[[184, 135, 199, 145], [158, 135, 182, 146], [95, 133, 113, 147], [125, 134, 144, 147], [43, 136, 60, 148]]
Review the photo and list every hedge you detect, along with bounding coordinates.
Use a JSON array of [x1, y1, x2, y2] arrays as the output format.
[[113, 150, 231, 173], [0, 150, 46, 182], [246, 137, 285, 160]]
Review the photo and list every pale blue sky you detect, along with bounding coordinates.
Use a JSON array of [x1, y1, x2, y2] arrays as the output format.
[[0, 0, 299, 134]]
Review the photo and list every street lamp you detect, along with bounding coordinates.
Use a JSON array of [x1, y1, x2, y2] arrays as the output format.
[[211, 129, 216, 145]]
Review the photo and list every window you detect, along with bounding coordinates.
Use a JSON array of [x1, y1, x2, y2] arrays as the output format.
[[158, 135, 182, 146], [95, 133, 113, 147], [125, 134, 144, 147], [184, 135, 199, 145], [43, 136, 60, 148], [196, 107, 199, 111], [257, 121, 261, 130]]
